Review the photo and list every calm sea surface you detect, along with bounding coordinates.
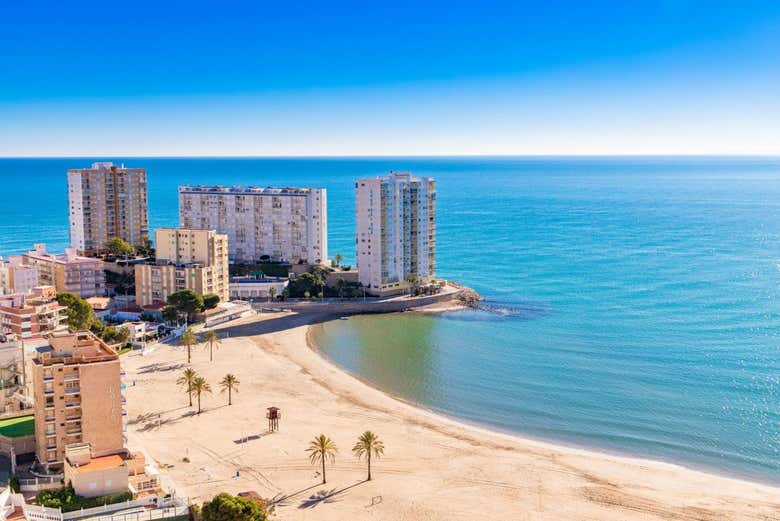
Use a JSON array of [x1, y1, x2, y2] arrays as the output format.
[[2, 157, 780, 483]]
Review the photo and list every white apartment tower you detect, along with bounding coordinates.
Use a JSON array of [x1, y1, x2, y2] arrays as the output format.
[[178, 185, 327, 265], [356, 172, 436, 295], [67, 162, 149, 255]]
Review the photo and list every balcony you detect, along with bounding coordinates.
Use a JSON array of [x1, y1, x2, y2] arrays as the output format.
[[64, 388, 80, 395], [65, 401, 81, 409]]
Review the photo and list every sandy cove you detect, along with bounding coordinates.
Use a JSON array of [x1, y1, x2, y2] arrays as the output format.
[[122, 312, 780, 520]]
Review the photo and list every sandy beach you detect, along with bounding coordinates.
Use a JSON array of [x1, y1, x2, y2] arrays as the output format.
[[122, 312, 780, 520]]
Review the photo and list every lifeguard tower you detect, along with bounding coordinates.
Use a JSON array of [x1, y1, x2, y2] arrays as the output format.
[[266, 406, 281, 432]]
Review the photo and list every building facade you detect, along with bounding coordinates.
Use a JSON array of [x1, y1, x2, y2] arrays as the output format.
[[67, 162, 149, 255], [178, 185, 327, 264], [0, 257, 39, 296], [135, 228, 229, 306], [0, 287, 67, 338], [356, 173, 436, 295], [21, 244, 105, 298], [32, 331, 123, 471]]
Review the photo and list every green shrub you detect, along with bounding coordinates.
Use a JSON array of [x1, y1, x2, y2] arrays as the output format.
[[36, 483, 133, 512]]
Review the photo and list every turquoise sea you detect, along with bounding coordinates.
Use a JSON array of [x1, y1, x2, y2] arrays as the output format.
[[2, 157, 780, 483]]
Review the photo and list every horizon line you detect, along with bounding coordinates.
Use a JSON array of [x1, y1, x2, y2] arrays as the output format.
[[2, 153, 780, 160]]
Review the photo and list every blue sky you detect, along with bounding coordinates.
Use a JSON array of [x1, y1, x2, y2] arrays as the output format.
[[2, 1, 779, 156]]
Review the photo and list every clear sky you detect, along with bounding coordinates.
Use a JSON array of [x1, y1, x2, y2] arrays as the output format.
[[2, 1, 779, 156]]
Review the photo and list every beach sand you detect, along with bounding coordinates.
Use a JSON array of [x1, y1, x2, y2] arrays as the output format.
[[123, 312, 780, 520]]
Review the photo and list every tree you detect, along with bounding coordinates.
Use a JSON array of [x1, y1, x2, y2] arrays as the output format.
[[106, 237, 135, 257], [352, 431, 385, 481], [177, 368, 198, 407], [202, 330, 220, 362], [116, 326, 131, 345], [219, 374, 239, 406], [405, 275, 422, 296], [191, 376, 211, 414], [135, 238, 154, 258], [333, 253, 343, 267], [56, 292, 95, 331], [167, 290, 204, 322], [203, 293, 220, 310], [268, 286, 277, 302], [162, 306, 179, 324], [180, 327, 196, 364], [201, 492, 271, 521], [306, 434, 337, 484]]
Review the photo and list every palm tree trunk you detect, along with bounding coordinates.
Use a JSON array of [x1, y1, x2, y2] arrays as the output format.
[[321, 457, 326, 484], [209, 342, 213, 362], [228, 387, 232, 405], [188, 383, 192, 407], [197, 393, 201, 414], [367, 452, 371, 481], [187, 344, 191, 364]]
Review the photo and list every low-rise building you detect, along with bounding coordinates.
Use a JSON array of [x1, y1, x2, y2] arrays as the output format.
[[229, 276, 288, 300], [135, 228, 229, 306], [20, 244, 105, 298], [0, 287, 68, 339], [0, 257, 39, 296]]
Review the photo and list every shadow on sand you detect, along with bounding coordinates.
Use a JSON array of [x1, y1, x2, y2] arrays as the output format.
[[297, 480, 367, 509], [215, 312, 338, 341]]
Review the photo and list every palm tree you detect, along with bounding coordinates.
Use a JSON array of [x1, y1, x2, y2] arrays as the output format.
[[268, 286, 277, 302], [219, 374, 239, 405], [176, 368, 198, 407], [306, 434, 337, 484], [191, 376, 212, 414], [180, 327, 196, 364], [352, 431, 385, 481], [202, 330, 220, 362], [333, 253, 343, 267]]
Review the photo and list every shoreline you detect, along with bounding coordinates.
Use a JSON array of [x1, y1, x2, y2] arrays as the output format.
[[305, 317, 778, 489], [123, 312, 780, 520]]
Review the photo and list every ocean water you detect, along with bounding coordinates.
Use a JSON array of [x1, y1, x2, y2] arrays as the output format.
[[2, 157, 780, 483]]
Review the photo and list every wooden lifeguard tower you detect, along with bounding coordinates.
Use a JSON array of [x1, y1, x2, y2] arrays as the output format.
[[266, 406, 281, 432]]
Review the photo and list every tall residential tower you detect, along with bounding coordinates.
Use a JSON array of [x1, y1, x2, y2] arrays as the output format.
[[356, 172, 436, 295], [178, 185, 327, 265], [67, 162, 149, 255]]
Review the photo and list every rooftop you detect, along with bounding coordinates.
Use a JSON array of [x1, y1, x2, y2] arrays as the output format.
[[179, 184, 320, 196], [35, 331, 118, 365], [69, 454, 126, 474]]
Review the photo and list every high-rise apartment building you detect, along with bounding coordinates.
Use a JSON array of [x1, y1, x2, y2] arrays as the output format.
[[68, 162, 149, 255], [356, 172, 436, 295], [178, 185, 327, 264], [135, 228, 229, 306], [32, 331, 123, 471], [21, 244, 105, 298]]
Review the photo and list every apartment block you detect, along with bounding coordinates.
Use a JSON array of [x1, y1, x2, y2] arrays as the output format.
[[135, 228, 229, 306], [21, 244, 106, 298], [68, 162, 149, 255], [179, 185, 327, 264], [32, 331, 123, 471], [0, 333, 32, 414], [356, 172, 436, 295], [0, 257, 39, 296], [0, 287, 67, 338]]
